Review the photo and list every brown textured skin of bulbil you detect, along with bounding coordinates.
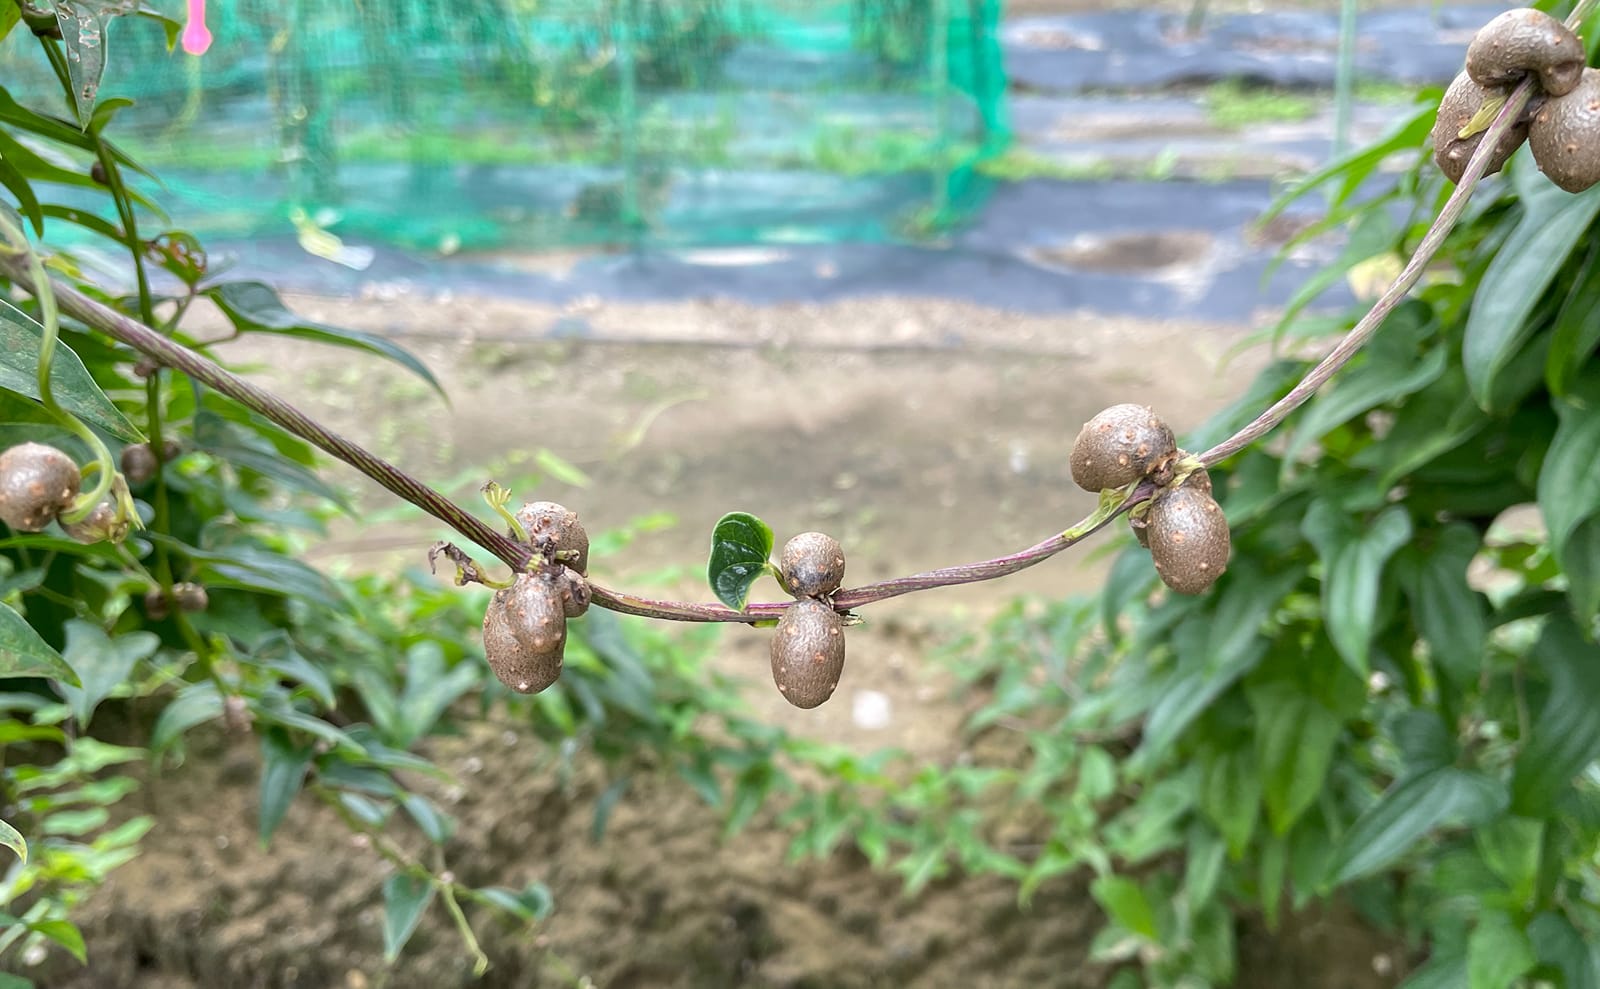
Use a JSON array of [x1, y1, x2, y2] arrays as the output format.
[[515, 501, 590, 575], [1432, 71, 1530, 184], [779, 531, 846, 599], [770, 598, 846, 710], [0, 443, 81, 532], [62, 499, 127, 544], [483, 572, 569, 695], [1147, 471, 1231, 595], [174, 582, 209, 613], [120, 444, 159, 486], [1069, 404, 1177, 492], [1530, 68, 1600, 193], [1465, 8, 1586, 98], [558, 567, 591, 617]]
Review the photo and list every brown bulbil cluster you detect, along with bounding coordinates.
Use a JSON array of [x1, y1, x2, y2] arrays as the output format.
[[481, 502, 592, 695], [770, 531, 848, 709], [1435, 9, 1599, 192], [1070, 407, 1230, 594], [0, 442, 81, 532]]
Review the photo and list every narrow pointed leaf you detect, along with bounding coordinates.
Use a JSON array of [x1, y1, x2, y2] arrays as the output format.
[[382, 873, 436, 962], [0, 818, 25, 864], [0, 298, 144, 441], [1328, 767, 1506, 884], [1463, 184, 1600, 409], [0, 603, 79, 684], [204, 282, 444, 397]]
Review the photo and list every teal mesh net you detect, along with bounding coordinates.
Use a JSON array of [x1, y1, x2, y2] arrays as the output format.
[[1, 0, 1009, 252]]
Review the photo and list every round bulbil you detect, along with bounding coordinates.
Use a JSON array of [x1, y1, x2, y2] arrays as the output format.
[[120, 443, 159, 486], [1069, 404, 1176, 492], [1432, 71, 1530, 184], [0, 443, 81, 532], [779, 531, 846, 599], [1529, 67, 1600, 193], [173, 582, 209, 613], [770, 598, 846, 710], [483, 572, 569, 695], [515, 501, 589, 575], [1147, 471, 1231, 595], [1465, 8, 1585, 98], [62, 499, 128, 544]]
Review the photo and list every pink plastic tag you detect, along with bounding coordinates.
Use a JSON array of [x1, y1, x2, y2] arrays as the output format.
[[181, 0, 212, 55]]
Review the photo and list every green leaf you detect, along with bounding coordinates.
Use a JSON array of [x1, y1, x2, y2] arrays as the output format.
[[0, 818, 25, 864], [0, 974, 32, 989], [1328, 767, 1506, 884], [1401, 525, 1488, 685], [1198, 744, 1260, 858], [204, 282, 444, 397], [257, 729, 312, 846], [0, 150, 42, 236], [1546, 242, 1600, 397], [1302, 502, 1411, 677], [393, 644, 478, 748], [1090, 875, 1158, 941], [706, 512, 774, 611], [150, 682, 224, 753], [1510, 618, 1600, 816], [1400, 954, 1468, 989], [28, 918, 85, 964], [381, 873, 437, 963], [1527, 912, 1599, 989], [1463, 183, 1600, 410], [0, 86, 148, 177], [1475, 816, 1541, 904], [55, 620, 158, 726], [532, 448, 592, 488], [1468, 911, 1535, 989], [475, 882, 553, 923], [1183, 825, 1226, 914], [401, 794, 454, 846], [0, 298, 144, 442], [0, 602, 80, 685], [1282, 343, 1446, 470], [1248, 681, 1342, 835], [1565, 515, 1600, 625], [1538, 382, 1600, 580], [0, 4, 19, 41], [1258, 831, 1288, 931], [43, 0, 116, 126]]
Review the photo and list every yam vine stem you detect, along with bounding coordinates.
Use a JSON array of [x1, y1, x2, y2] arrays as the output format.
[[0, 39, 1563, 625]]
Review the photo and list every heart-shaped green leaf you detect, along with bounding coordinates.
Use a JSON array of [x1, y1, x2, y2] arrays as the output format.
[[706, 512, 774, 611]]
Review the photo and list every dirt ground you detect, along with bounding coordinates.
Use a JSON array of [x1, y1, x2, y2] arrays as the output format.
[[27, 290, 1405, 988]]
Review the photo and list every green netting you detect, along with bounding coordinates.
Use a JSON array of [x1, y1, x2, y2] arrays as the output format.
[[1, 0, 1008, 251]]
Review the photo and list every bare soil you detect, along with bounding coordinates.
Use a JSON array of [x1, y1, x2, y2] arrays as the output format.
[[25, 291, 1405, 988]]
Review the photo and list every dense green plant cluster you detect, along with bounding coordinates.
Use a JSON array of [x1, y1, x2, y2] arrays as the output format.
[[747, 80, 1600, 989]]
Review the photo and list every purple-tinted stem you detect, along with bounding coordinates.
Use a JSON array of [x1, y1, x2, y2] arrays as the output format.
[[0, 71, 1532, 624]]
